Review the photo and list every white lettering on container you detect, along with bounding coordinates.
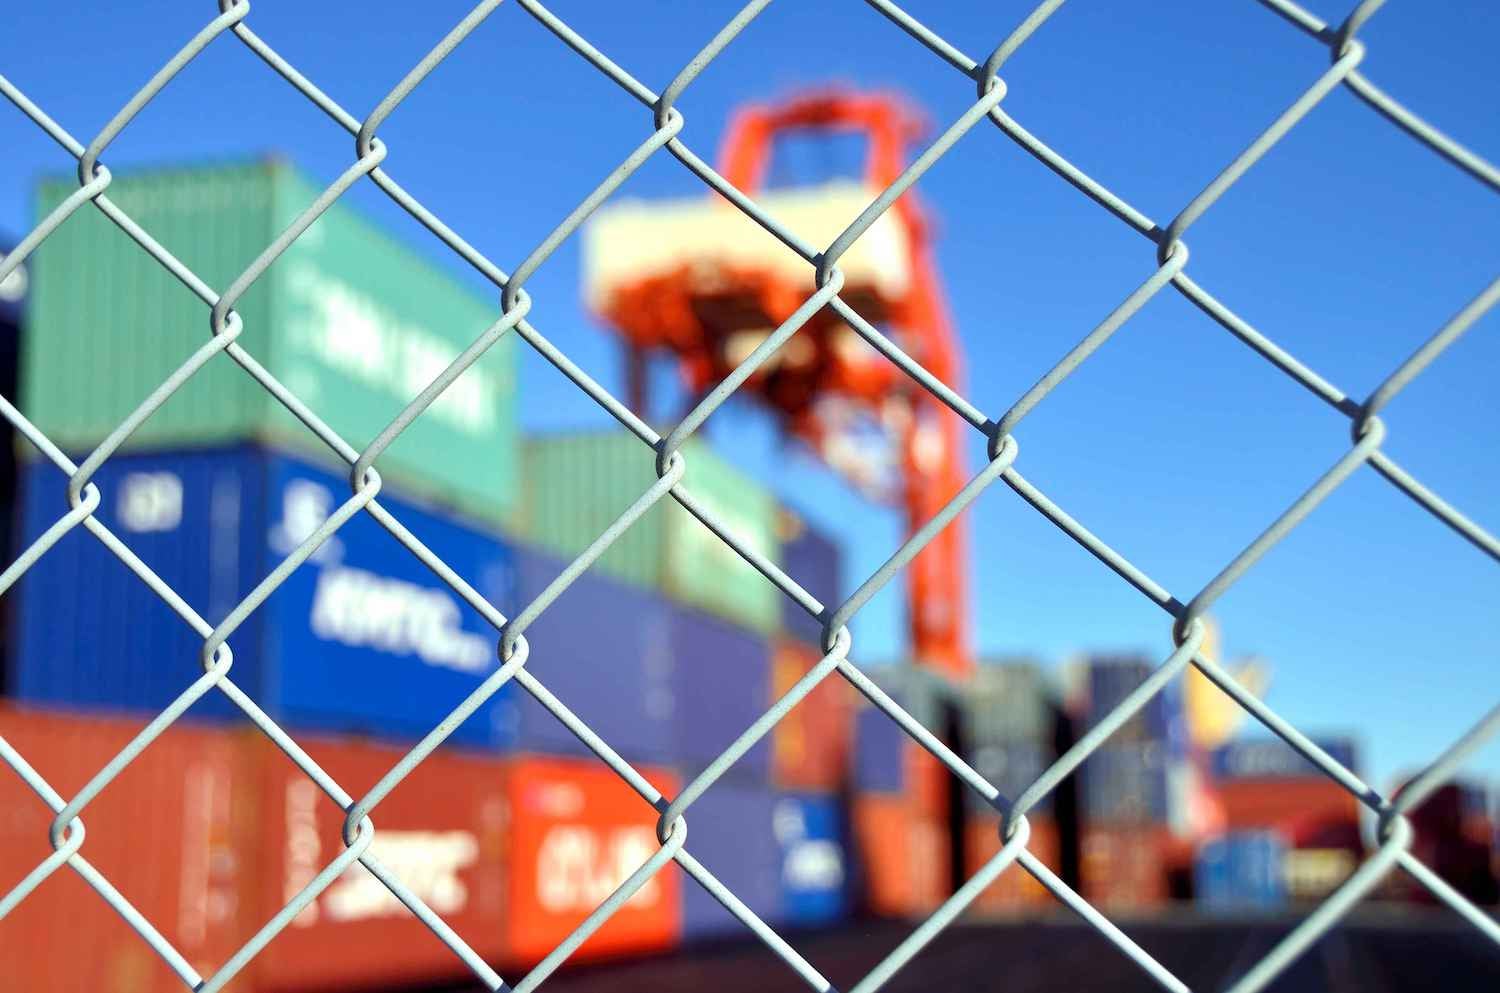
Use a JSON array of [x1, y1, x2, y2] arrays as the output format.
[[783, 840, 845, 891], [283, 263, 498, 437], [118, 472, 183, 532], [308, 566, 492, 673], [535, 825, 659, 912], [322, 831, 479, 922]]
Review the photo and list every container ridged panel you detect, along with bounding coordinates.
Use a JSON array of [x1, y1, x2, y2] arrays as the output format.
[[269, 167, 517, 524], [521, 433, 780, 635], [26, 163, 276, 450]]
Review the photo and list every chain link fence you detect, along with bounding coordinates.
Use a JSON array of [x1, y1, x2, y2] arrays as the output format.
[[1, 0, 1497, 990]]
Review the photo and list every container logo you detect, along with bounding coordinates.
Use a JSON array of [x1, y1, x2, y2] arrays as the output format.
[[308, 566, 493, 673], [535, 825, 660, 912], [269, 479, 342, 562], [283, 263, 499, 437], [782, 840, 845, 892], [283, 778, 481, 926], [323, 831, 479, 922], [118, 472, 183, 533]]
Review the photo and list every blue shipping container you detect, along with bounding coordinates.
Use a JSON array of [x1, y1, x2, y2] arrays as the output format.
[[1196, 831, 1287, 910], [774, 792, 851, 927], [778, 510, 841, 648], [14, 445, 516, 746], [1195, 836, 1233, 907], [682, 781, 783, 939], [508, 544, 676, 763], [964, 741, 1052, 815], [1211, 737, 1359, 781], [853, 706, 906, 794], [671, 604, 772, 781], [1082, 656, 1179, 743], [1080, 742, 1169, 823]]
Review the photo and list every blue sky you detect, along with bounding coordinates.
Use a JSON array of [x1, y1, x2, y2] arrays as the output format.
[[2, 1, 1496, 792]]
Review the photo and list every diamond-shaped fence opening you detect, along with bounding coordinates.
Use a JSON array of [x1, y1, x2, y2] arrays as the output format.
[[1, 1, 1497, 991]]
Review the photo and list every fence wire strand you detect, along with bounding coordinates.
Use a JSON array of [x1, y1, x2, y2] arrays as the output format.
[[0, 0, 1496, 991]]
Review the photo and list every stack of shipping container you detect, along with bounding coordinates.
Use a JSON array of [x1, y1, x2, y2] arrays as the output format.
[[1205, 736, 1363, 905], [1, 166, 866, 989], [850, 664, 959, 917], [7, 160, 1499, 992], [960, 660, 1059, 913], [1072, 656, 1181, 909]]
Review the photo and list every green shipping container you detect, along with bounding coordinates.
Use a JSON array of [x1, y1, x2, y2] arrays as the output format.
[[520, 432, 781, 634], [24, 159, 516, 524]]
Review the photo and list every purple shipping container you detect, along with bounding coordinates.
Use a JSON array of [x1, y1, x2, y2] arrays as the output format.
[[12, 444, 517, 746], [1080, 742, 1169, 824], [778, 509, 841, 648], [853, 706, 906, 794], [508, 544, 676, 763], [671, 604, 772, 781], [1211, 737, 1359, 781], [1081, 656, 1178, 744], [681, 780, 783, 939]]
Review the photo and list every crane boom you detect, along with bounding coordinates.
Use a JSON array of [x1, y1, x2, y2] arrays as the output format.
[[583, 90, 973, 679]]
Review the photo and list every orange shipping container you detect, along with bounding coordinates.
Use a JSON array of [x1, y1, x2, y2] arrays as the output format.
[[0, 707, 684, 993], [771, 639, 852, 791], [963, 814, 1059, 913], [252, 735, 510, 993], [1079, 825, 1168, 909], [852, 794, 947, 917], [0, 705, 251, 993], [502, 755, 681, 966]]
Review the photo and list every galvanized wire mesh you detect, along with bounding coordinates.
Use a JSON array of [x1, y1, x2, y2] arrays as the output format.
[[1, 0, 1497, 990]]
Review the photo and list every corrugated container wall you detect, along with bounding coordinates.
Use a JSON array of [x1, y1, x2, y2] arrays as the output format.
[[1077, 655, 1178, 743], [1195, 832, 1288, 911], [13, 445, 517, 746], [770, 638, 852, 791], [502, 756, 681, 965], [670, 603, 772, 782], [680, 781, 783, 940], [25, 161, 517, 525], [966, 660, 1051, 747], [773, 793, 852, 928], [0, 705, 251, 993], [1079, 743, 1169, 824], [509, 545, 676, 765], [851, 794, 948, 917], [519, 433, 780, 635], [964, 815, 1060, 913], [965, 742, 1052, 816], [254, 734, 511, 993], [1080, 825, 1168, 908], [776, 507, 841, 646]]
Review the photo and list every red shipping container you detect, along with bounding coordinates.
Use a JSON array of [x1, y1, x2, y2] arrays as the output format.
[[502, 755, 680, 966], [1217, 777, 1361, 831], [0, 705, 251, 993], [963, 814, 1059, 913], [1079, 825, 1168, 909], [771, 639, 852, 791], [852, 793, 947, 917], [251, 735, 510, 993]]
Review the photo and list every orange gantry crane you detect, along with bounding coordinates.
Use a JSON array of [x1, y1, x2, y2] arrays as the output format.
[[582, 90, 972, 680]]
